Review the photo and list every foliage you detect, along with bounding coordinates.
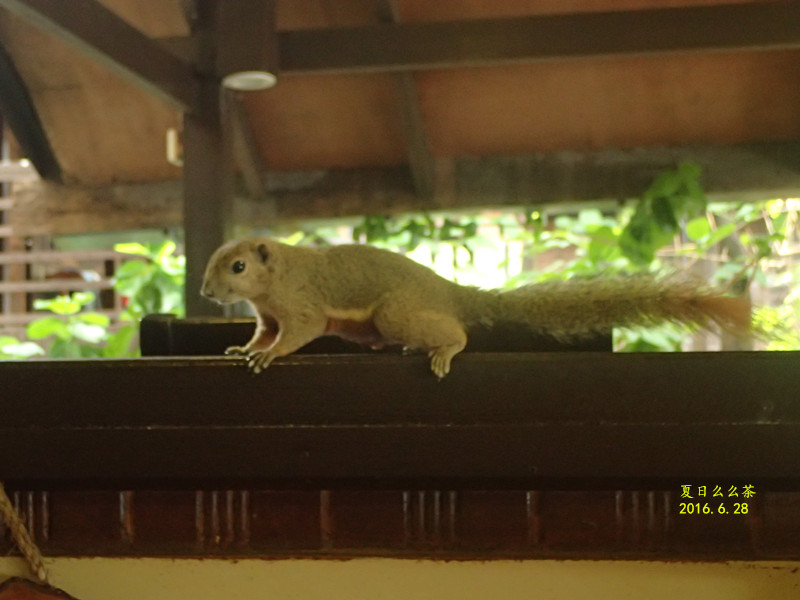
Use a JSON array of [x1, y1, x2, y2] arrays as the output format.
[[0, 241, 186, 360], [113, 241, 185, 320], [292, 164, 799, 351], [352, 214, 479, 252], [2, 165, 798, 358], [620, 163, 706, 265], [0, 292, 137, 359], [0, 335, 45, 359]]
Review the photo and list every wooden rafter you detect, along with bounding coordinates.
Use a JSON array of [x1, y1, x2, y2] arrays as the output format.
[[276, 3, 800, 75], [216, 0, 274, 207], [0, 39, 59, 181], [214, 0, 277, 83], [378, 0, 435, 201], [0, 0, 198, 110]]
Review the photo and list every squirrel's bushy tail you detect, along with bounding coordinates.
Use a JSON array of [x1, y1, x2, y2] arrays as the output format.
[[461, 275, 751, 340]]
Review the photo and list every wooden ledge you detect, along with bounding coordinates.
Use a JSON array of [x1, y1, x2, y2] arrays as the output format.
[[1, 351, 798, 490]]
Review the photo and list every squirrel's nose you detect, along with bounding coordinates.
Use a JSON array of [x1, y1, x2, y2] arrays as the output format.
[[201, 286, 214, 298]]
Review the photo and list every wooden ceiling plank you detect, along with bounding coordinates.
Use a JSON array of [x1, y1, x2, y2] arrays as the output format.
[[379, 0, 435, 200], [0, 0, 198, 110], [278, 3, 800, 75], [0, 39, 60, 181]]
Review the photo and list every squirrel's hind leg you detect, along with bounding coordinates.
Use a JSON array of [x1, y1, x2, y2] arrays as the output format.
[[373, 307, 467, 378]]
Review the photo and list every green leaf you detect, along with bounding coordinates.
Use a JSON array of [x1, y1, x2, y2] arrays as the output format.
[[112, 260, 151, 296], [705, 222, 736, 247], [753, 237, 773, 259], [114, 242, 150, 256], [50, 338, 82, 358], [79, 345, 103, 358], [103, 324, 138, 357], [734, 203, 762, 223], [0, 335, 20, 346], [553, 215, 577, 231], [651, 197, 678, 231], [156, 240, 177, 264], [67, 321, 107, 344], [77, 312, 111, 327], [578, 209, 604, 228], [677, 163, 706, 215], [646, 171, 681, 201], [620, 209, 673, 265], [26, 317, 70, 340], [33, 295, 81, 315], [586, 226, 620, 265], [114, 259, 150, 280], [0, 341, 45, 359], [134, 284, 162, 315], [686, 217, 712, 242], [72, 291, 96, 307]]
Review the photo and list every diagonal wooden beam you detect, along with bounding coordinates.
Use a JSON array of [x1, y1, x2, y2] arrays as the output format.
[[0, 39, 60, 181], [378, 0, 435, 200], [0, 0, 198, 110], [277, 2, 800, 75], [222, 91, 271, 206]]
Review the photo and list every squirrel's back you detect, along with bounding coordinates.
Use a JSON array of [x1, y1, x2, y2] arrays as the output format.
[[315, 243, 468, 312]]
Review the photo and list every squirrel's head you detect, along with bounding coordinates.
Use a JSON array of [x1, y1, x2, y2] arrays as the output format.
[[201, 238, 278, 304]]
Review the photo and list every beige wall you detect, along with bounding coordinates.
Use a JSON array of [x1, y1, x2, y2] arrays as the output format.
[[2, 558, 800, 599]]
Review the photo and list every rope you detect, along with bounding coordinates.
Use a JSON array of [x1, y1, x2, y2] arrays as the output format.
[[0, 483, 48, 584]]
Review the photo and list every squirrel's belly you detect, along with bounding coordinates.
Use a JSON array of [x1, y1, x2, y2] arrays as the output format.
[[325, 317, 384, 349]]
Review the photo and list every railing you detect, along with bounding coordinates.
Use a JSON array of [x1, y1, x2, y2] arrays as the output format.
[[0, 164, 127, 339]]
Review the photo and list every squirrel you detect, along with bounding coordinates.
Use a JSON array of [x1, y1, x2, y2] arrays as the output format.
[[201, 237, 752, 378]]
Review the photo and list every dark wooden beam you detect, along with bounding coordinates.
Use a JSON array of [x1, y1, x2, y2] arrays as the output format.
[[378, 0, 435, 200], [183, 106, 234, 318], [9, 142, 800, 236], [0, 351, 798, 488], [214, 0, 277, 87], [138, 314, 611, 358], [183, 94, 234, 316], [0, 0, 198, 110], [8, 179, 183, 236], [213, 2, 276, 213], [182, 1, 234, 317], [250, 141, 800, 221], [0, 39, 60, 181], [276, 3, 800, 75]]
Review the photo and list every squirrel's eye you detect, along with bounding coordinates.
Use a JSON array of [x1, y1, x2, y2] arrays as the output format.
[[231, 260, 246, 274]]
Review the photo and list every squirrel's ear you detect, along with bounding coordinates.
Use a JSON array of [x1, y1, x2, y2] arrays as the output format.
[[256, 243, 270, 263]]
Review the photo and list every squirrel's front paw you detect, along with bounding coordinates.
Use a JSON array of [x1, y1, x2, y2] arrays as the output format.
[[247, 350, 275, 374], [225, 345, 248, 356]]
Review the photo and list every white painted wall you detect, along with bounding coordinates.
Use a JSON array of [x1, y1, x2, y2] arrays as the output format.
[[2, 558, 800, 600]]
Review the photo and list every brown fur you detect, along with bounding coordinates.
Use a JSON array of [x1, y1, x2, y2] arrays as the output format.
[[202, 238, 752, 377]]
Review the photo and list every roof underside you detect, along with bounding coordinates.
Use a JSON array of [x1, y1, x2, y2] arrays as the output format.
[[0, 0, 798, 211]]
